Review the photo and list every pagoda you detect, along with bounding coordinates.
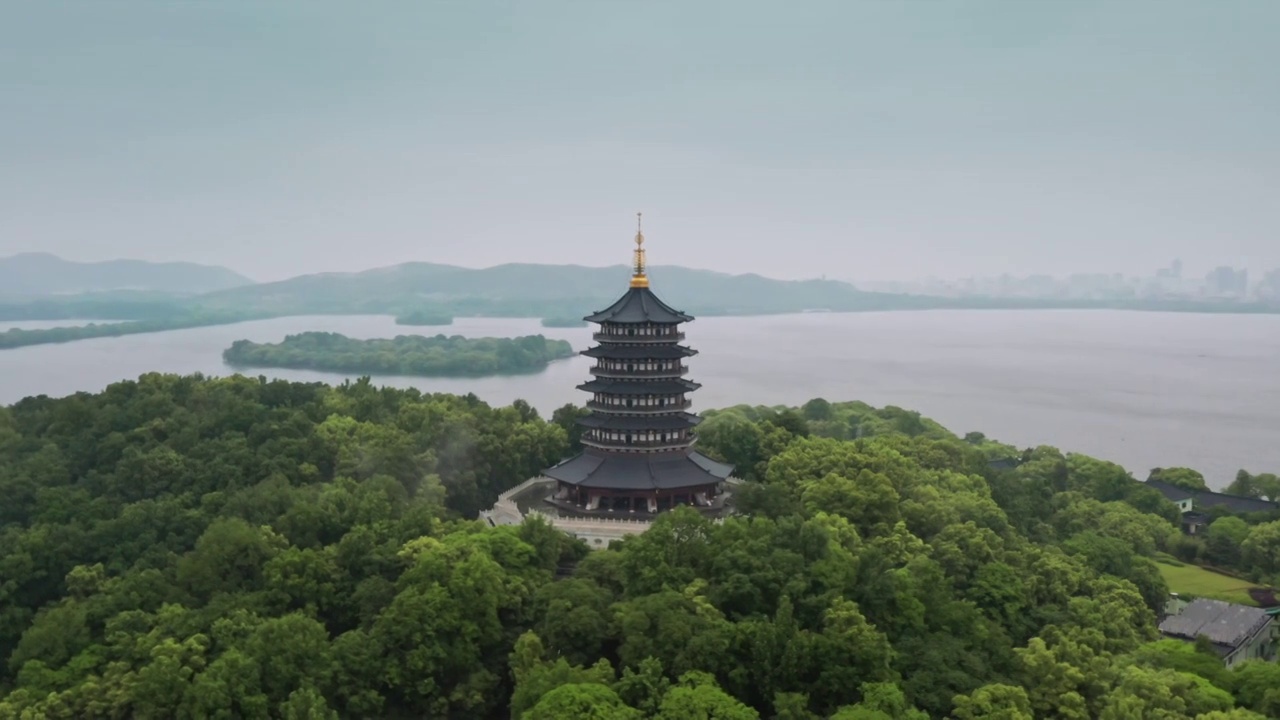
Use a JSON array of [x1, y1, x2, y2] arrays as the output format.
[[542, 214, 734, 514]]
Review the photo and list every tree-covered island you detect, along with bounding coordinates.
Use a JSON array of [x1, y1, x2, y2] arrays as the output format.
[[222, 331, 576, 377], [540, 316, 589, 328], [393, 309, 454, 327]]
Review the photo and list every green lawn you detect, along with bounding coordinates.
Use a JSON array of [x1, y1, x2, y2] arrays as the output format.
[[1155, 559, 1259, 606]]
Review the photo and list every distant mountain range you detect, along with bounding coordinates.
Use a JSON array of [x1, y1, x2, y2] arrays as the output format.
[[0, 253, 255, 297], [191, 262, 934, 317], [3, 256, 1276, 329]]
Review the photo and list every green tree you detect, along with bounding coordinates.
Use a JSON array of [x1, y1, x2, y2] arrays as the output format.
[[829, 682, 927, 720], [509, 631, 616, 719], [278, 685, 340, 720], [532, 578, 615, 666], [1097, 665, 1233, 719], [1230, 660, 1280, 716], [657, 671, 761, 720], [551, 403, 591, 452], [614, 657, 673, 717], [1225, 470, 1280, 501], [1241, 520, 1280, 578], [1149, 467, 1208, 492], [1203, 516, 1251, 568], [525, 683, 643, 720], [951, 684, 1034, 720]]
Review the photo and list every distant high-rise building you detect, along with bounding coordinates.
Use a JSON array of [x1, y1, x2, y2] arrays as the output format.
[[1205, 266, 1248, 297], [1256, 269, 1280, 301], [1156, 259, 1184, 280]]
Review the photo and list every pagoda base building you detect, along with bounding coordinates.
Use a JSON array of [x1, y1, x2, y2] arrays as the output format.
[[544, 449, 734, 514], [480, 215, 738, 547]]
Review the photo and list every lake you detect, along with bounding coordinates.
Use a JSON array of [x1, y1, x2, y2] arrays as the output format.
[[1, 310, 1277, 488]]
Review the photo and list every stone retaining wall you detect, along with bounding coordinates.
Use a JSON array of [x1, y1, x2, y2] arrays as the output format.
[[481, 475, 738, 548]]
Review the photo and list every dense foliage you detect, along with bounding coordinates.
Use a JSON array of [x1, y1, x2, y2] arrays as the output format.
[[2, 376, 1279, 719], [223, 332, 576, 378]]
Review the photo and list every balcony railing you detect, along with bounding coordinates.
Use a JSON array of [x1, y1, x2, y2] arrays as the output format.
[[586, 400, 693, 413], [581, 436, 696, 452], [589, 365, 689, 379], [592, 332, 686, 344]]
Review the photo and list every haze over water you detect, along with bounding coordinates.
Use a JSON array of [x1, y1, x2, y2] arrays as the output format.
[[3, 310, 1276, 488]]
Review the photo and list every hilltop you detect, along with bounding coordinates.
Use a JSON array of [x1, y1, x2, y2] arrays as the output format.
[[3, 378, 1279, 718], [0, 253, 255, 297]]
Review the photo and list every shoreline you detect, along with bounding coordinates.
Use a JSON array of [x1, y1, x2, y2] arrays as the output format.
[[4, 302, 1280, 350]]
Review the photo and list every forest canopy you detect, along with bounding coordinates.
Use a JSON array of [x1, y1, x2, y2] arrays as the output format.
[[1, 375, 1279, 718], [222, 332, 576, 377]]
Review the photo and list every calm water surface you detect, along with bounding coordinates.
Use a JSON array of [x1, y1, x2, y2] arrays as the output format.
[[0, 311, 1276, 487]]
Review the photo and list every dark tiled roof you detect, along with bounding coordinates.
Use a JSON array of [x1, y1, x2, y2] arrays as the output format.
[[1146, 480, 1279, 514], [987, 457, 1021, 471], [581, 344, 698, 360], [1195, 492, 1279, 514], [584, 287, 693, 324], [1147, 480, 1196, 502], [1159, 598, 1272, 652], [688, 452, 733, 476], [577, 378, 701, 395], [544, 449, 734, 490], [578, 413, 702, 431]]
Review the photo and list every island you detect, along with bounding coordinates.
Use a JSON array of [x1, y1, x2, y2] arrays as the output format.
[[0, 311, 268, 350], [394, 309, 454, 327], [222, 331, 576, 377], [540, 316, 589, 328]]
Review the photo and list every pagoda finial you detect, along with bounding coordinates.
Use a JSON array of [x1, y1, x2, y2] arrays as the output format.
[[630, 212, 649, 288]]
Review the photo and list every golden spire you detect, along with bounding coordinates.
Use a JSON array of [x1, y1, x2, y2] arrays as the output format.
[[630, 212, 649, 288]]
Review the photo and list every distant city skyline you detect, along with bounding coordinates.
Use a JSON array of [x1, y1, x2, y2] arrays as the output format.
[[849, 260, 1269, 285], [2, 1, 1277, 282]]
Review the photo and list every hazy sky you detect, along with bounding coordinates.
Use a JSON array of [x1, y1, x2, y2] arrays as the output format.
[[2, 1, 1277, 282]]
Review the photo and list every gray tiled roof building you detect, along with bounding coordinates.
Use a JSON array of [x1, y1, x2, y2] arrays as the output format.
[[1159, 597, 1277, 667]]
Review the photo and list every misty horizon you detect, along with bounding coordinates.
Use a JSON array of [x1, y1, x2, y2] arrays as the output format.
[[0, 248, 1265, 289], [3, 1, 1277, 283]]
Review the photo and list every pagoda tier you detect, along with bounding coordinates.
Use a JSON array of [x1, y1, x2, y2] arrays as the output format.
[[577, 412, 702, 431], [540, 215, 734, 504], [581, 344, 697, 360], [576, 321, 701, 453], [577, 378, 701, 395], [584, 286, 692, 324]]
